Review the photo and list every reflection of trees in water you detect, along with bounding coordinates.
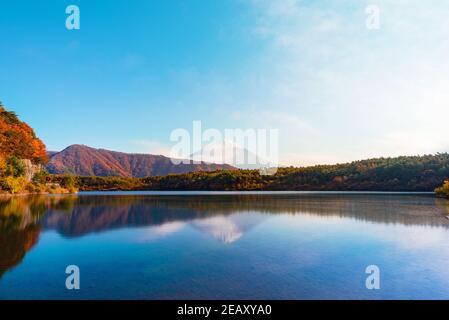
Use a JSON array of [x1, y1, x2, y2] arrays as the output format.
[[436, 198, 449, 215], [0, 195, 77, 232], [39, 194, 449, 237], [1, 193, 449, 277], [0, 195, 77, 278], [0, 225, 40, 277], [2, 194, 449, 236]]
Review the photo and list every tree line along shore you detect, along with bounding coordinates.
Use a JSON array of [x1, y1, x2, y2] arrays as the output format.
[[48, 153, 449, 196]]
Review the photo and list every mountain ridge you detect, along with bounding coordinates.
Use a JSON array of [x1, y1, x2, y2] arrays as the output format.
[[47, 144, 235, 178]]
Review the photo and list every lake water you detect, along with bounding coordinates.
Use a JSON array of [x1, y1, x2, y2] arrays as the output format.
[[1, 192, 449, 300]]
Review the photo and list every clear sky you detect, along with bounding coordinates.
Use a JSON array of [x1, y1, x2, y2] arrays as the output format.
[[1, 0, 448, 166]]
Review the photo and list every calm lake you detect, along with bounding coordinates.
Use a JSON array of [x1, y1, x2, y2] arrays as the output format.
[[1, 192, 449, 299]]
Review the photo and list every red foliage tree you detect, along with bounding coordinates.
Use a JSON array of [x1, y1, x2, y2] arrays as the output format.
[[0, 102, 48, 164]]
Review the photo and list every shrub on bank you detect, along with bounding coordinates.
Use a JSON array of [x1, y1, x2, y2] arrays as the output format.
[[0, 156, 76, 194], [0, 176, 28, 194], [435, 181, 449, 198]]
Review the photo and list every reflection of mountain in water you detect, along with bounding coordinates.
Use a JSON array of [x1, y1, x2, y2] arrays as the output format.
[[191, 213, 267, 243], [193, 217, 243, 243], [1, 193, 449, 276]]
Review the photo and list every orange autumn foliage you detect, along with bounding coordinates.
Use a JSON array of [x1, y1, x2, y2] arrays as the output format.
[[0, 103, 48, 164]]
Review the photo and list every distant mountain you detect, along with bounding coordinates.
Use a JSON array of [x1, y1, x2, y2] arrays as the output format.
[[47, 145, 235, 178], [46, 151, 59, 158]]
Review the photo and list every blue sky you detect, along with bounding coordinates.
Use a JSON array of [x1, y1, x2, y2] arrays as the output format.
[[1, 0, 449, 166]]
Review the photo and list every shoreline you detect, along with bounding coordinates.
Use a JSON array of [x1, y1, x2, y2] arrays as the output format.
[[0, 191, 77, 197], [0, 190, 441, 197]]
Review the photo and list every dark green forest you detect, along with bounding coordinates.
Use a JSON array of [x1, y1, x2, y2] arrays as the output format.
[[50, 153, 449, 192]]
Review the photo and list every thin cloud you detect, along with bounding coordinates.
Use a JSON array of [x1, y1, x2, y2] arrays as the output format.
[[242, 0, 449, 164], [129, 139, 172, 156]]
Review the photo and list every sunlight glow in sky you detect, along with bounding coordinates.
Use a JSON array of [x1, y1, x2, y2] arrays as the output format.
[[1, 0, 448, 166]]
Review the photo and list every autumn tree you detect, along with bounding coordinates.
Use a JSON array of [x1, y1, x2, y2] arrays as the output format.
[[0, 102, 48, 164]]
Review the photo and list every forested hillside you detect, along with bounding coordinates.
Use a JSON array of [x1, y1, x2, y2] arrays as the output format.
[[141, 154, 449, 191], [51, 154, 449, 192]]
